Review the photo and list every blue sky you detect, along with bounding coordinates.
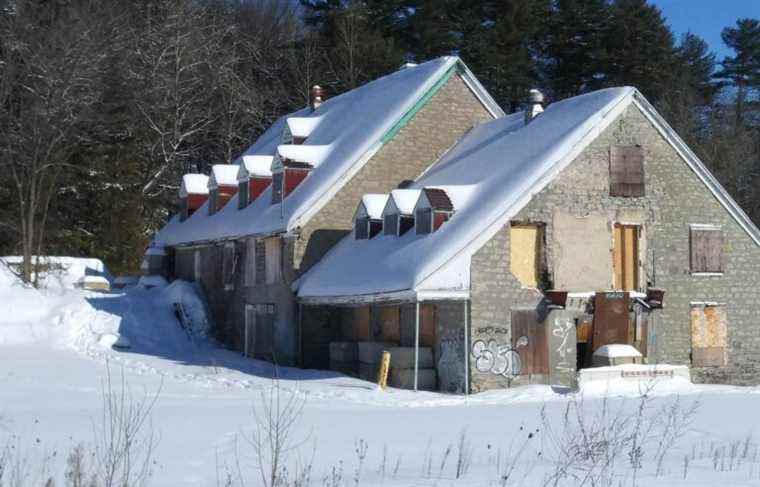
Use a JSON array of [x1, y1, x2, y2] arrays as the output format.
[[650, 0, 760, 60]]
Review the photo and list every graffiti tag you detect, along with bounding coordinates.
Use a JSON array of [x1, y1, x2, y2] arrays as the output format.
[[471, 339, 521, 378]]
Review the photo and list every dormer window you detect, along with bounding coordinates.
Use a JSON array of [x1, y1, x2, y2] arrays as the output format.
[[382, 188, 421, 236], [208, 165, 239, 215], [237, 155, 273, 209], [179, 174, 209, 221], [414, 188, 454, 235], [286, 116, 321, 145], [270, 145, 329, 205], [354, 194, 388, 240]]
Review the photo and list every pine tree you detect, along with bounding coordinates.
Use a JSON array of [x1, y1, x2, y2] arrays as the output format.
[[713, 18, 760, 126], [541, 0, 611, 99], [603, 0, 676, 103]]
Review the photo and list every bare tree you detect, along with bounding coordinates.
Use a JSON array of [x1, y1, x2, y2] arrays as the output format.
[[0, 1, 106, 285]]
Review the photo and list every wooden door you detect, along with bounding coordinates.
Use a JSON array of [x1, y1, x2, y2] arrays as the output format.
[[592, 292, 631, 350], [420, 304, 436, 348], [511, 309, 549, 375], [613, 224, 639, 291]]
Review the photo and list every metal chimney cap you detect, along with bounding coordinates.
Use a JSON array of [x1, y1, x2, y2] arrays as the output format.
[[528, 88, 545, 104]]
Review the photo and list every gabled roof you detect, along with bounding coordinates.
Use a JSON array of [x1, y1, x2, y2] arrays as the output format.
[[296, 87, 760, 304], [209, 165, 239, 188], [179, 174, 209, 197], [154, 56, 503, 247], [384, 189, 422, 216], [238, 155, 273, 181], [355, 194, 389, 220]]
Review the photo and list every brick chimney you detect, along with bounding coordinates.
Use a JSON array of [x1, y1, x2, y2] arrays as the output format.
[[310, 85, 324, 111], [524, 89, 545, 125]]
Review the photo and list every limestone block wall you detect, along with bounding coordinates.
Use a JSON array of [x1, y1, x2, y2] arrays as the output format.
[[469, 103, 760, 390]]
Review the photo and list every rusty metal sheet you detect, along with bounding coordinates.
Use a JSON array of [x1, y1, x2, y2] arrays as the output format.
[[592, 292, 631, 351], [355, 307, 370, 341], [379, 307, 400, 343], [420, 304, 436, 348]]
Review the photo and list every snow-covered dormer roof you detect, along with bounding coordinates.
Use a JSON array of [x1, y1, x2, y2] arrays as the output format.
[[238, 155, 274, 181], [355, 194, 389, 221], [383, 189, 422, 217], [152, 56, 504, 247], [286, 116, 322, 140], [276, 144, 331, 168], [209, 165, 239, 189], [179, 174, 209, 197]]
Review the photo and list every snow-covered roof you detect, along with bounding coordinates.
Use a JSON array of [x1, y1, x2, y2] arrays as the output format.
[[153, 56, 503, 247], [286, 116, 321, 139], [593, 344, 643, 359], [356, 194, 389, 220], [238, 155, 274, 180], [294, 87, 637, 303], [209, 165, 239, 189], [276, 144, 330, 167], [385, 189, 422, 216], [297, 85, 760, 304], [179, 174, 209, 197]]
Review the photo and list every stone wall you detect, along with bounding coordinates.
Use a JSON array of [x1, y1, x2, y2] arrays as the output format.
[[470, 103, 760, 390], [293, 73, 494, 275]]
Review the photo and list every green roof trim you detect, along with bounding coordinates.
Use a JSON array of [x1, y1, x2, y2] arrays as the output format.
[[380, 64, 458, 144]]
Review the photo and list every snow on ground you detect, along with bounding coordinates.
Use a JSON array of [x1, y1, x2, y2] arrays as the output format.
[[3, 277, 760, 486]]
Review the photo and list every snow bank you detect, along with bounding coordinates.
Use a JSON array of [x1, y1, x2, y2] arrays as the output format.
[[1, 256, 111, 289], [160, 280, 213, 339]]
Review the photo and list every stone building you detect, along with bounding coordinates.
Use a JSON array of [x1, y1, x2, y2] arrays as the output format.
[[147, 57, 503, 366], [295, 86, 760, 392]]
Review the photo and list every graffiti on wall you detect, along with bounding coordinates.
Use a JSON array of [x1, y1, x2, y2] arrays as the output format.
[[552, 315, 575, 376], [471, 339, 521, 378], [438, 328, 465, 393]]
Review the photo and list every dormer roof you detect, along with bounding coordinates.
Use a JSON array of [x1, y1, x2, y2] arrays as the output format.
[[286, 116, 322, 139], [276, 144, 330, 167], [238, 155, 274, 181], [179, 174, 209, 197], [208, 165, 239, 189], [384, 189, 422, 216], [355, 194, 389, 220]]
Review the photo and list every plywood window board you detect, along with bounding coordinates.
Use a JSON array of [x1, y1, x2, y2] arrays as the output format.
[[691, 304, 727, 367], [510, 223, 544, 288], [613, 224, 639, 291]]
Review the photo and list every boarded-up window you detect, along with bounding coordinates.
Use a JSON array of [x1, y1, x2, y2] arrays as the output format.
[[613, 224, 639, 291], [384, 214, 398, 236], [238, 181, 248, 209], [223, 243, 236, 290], [378, 307, 400, 343], [264, 238, 281, 284], [271, 172, 284, 204], [416, 209, 432, 234], [355, 218, 369, 240], [690, 304, 727, 367], [690, 226, 724, 273], [244, 238, 256, 287], [245, 303, 276, 359], [193, 250, 201, 282], [510, 223, 543, 288], [610, 145, 644, 197], [511, 309, 549, 375]]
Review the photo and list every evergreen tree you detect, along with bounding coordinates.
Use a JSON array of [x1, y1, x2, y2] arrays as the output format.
[[603, 0, 676, 103], [541, 0, 611, 99], [713, 18, 760, 126]]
